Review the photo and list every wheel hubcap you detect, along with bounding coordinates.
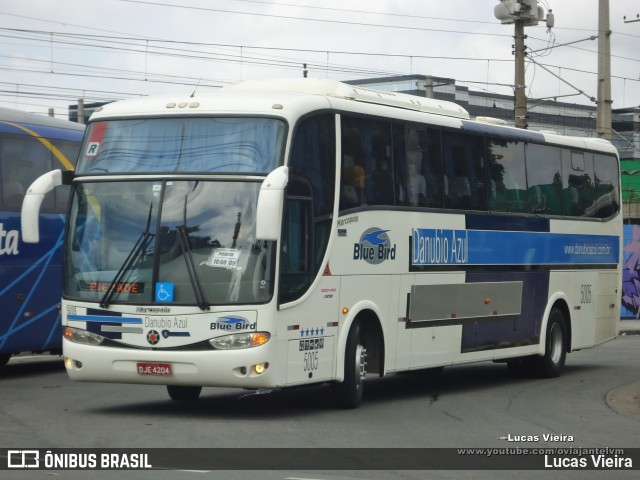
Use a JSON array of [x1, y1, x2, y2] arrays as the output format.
[[354, 344, 367, 388], [549, 323, 563, 364]]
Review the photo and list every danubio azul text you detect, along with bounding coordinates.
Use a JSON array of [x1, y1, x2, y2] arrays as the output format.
[[412, 228, 468, 266]]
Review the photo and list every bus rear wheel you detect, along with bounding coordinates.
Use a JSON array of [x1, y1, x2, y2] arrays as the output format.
[[332, 321, 367, 409], [167, 385, 202, 402], [532, 308, 567, 378]]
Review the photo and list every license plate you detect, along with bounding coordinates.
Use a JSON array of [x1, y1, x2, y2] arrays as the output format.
[[137, 362, 172, 376]]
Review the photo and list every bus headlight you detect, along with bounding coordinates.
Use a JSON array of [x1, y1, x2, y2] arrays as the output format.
[[209, 332, 270, 350], [63, 326, 105, 346]]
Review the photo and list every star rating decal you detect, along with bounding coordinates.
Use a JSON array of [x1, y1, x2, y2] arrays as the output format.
[[300, 327, 325, 337]]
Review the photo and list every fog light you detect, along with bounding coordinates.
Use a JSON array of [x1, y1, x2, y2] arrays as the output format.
[[253, 362, 269, 375], [64, 356, 73, 369]]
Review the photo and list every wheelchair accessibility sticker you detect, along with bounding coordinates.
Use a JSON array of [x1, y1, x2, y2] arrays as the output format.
[[155, 283, 174, 303]]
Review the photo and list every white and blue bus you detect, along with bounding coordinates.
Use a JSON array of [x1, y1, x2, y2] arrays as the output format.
[[22, 79, 621, 407], [0, 107, 84, 368]]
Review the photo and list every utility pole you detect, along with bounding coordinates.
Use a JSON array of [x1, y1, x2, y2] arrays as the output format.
[[596, 0, 612, 140], [495, 1, 553, 129], [425, 77, 434, 99], [513, 18, 527, 129], [77, 98, 85, 125]]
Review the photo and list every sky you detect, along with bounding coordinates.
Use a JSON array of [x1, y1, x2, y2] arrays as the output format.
[[0, 0, 638, 120]]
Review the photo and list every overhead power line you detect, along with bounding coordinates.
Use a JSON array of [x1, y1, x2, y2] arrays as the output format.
[[116, 0, 514, 38]]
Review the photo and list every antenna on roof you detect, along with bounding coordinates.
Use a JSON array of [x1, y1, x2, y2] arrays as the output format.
[[190, 78, 202, 98]]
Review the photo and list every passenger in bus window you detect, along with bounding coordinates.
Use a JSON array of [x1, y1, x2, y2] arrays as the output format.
[[341, 154, 367, 208], [528, 184, 548, 213], [406, 129, 427, 207], [453, 159, 471, 209]]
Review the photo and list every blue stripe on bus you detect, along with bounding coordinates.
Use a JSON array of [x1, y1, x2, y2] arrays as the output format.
[[411, 229, 619, 267], [67, 315, 143, 324]]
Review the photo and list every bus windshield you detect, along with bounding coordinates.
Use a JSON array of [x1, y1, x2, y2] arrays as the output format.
[[76, 117, 286, 174], [65, 179, 274, 307]]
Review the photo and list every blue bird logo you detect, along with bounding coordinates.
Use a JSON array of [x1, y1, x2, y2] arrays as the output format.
[[218, 316, 248, 325], [362, 229, 390, 246]]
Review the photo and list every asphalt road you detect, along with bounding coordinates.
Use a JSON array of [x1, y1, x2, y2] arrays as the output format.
[[1, 335, 638, 479]]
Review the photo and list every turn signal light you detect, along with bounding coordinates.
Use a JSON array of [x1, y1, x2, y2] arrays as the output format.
[[251, 333, 269, 347]]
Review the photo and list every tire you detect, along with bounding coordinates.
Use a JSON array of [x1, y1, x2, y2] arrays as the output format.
[[332, 321, 367, 409], [167, 385, 202, 402], [531, 308, 567, 378]]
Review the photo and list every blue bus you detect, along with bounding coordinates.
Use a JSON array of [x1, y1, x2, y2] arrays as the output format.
[[0, 107, 84, 368]]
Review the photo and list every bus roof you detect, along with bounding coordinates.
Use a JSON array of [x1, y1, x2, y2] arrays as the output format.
[[225, 78, 470, 119], [0, 106, 85, 131], [0, 106, 85, 142], [88, 78, 470, 122], [87, 78, 617, 156]]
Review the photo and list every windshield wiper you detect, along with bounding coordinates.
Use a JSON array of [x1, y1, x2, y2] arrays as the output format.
[[177, 194, 210, 311], [100, 203, 155, 309]]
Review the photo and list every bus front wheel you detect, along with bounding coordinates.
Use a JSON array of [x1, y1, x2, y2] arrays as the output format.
[[167, 385, 202, 402], [532, 308, 567, 378], [332, 321, 367, 409]]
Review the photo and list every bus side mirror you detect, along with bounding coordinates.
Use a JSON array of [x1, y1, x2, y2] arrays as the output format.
[[256, 166, 288, 241], [21, 169, 71, 243]]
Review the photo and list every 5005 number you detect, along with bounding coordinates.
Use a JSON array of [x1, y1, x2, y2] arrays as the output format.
[[303, 351, 319, 371]]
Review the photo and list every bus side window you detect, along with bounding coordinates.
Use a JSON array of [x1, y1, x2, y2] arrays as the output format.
[[280, 179, 313, 304], [26, 138, 56, 213], [282, 113, 335, 304], [593, 153, 620, 218], [487, 138, 526, 213], [392, 124, 408, 206], [0, 135, 23, 210], [442, 132, 486, 211], [340, 118, 365, 209], [405, 128, 428, 207], [340, 116, 394, 209], [525, 144, 563, 216], [561, 150, 595, 217], [369, 124, 394, 207], [0, 135, 55, 212], [393, 124, 443, 209], [1, 163, 28, 211]]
